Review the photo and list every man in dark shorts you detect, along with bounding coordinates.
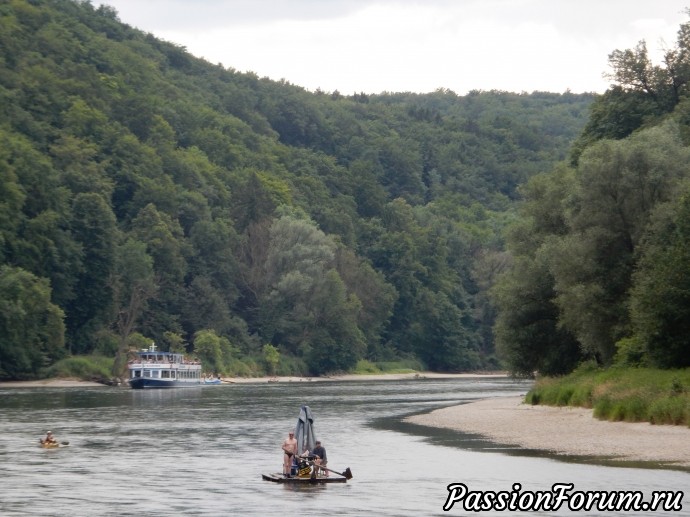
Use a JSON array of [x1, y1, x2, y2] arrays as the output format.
[[312, 440, 327, 477]]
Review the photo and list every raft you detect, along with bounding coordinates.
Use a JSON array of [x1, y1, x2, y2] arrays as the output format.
[[261, 472, 347, 484]]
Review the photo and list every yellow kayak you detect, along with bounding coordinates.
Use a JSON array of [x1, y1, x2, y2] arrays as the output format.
[[39, 441, 68, 448]]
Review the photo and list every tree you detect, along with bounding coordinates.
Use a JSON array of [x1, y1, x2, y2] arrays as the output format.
[[304, 269, 366, 374], [262, 343, 280, 375], [548, 122, 690, 364], [259, 213, 336, 350], [193, 329, 227, 375], [493, 254, 582, 376], [0, 266, 65, 380], [110, 239, 156, 380], [629, 188, 690, 368], [491, 165, 582, 375], [65, 192, 118, 352]]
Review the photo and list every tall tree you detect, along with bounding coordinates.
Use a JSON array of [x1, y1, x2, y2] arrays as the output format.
[[110, 239, 156, 380], [629, 187, 690, 368], [65, 192, 118, 352], [547, 122, 690, 364]]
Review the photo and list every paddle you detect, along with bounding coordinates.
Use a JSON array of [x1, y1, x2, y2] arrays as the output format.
[[305, 460, 353, 480]]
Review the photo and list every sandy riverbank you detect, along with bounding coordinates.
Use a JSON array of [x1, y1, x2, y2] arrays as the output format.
[[227, 372, 505, 384], [0, 372, 506, 388], [406, 396, 690, 469]]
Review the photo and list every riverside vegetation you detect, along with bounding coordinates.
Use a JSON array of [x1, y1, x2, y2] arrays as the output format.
[[526, 364, 690, 427], [2, 1, 690, 401]]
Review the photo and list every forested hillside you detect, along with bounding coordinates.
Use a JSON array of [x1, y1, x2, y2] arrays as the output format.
[[0, 0, 594, 380], [494, 16, 690, 376]]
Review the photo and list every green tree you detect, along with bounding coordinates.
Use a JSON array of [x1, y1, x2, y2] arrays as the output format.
[[110, 239, 156, 380], [193, 329, 225, 375], [65, 192, 118, 352], [492, 164, 583, 375], [629, 189, 690, 368], [259, 213, 336, 350], [262, 343, 280, 375], [548, 122, 690, 364], [304, 269, 366, 374], [0, 266, 65, 380]]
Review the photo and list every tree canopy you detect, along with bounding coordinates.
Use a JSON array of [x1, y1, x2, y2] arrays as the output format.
[[0, 0, 595, 379]]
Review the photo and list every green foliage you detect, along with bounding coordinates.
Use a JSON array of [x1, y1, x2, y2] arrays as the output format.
[[0, 265, 65, 380], [375, 357, 424, 373], [193, 329, 237, 375], [629, 186, 690, 368], [44, 355, 113, 383], [262, 343, 280, 375], [353, 359, 382, 374], [0, 0, 593, 379], [527, 367, 690, 426]]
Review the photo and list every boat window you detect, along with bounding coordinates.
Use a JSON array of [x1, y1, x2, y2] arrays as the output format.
[[143, 370, 152, 378]]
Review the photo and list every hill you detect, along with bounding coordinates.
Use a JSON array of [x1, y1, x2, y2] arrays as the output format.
[[0, 0, 593, 379]]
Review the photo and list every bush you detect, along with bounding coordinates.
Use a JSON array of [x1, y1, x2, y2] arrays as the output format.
[[44, 355, 113, 383], [527, 366, 690, 426], [353, 359, 381, 374], [648, 396, 690, 425], [375, 357, 424, 373]]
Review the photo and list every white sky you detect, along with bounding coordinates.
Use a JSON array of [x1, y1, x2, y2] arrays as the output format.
[[98, 0, 689, 95]]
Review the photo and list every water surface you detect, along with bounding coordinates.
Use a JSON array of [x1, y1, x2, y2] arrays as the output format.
[[1, 377, 687, 516]]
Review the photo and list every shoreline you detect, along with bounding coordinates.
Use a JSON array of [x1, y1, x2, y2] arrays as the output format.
[[0, 371, 506, 388], [405, 396, 690, 469]]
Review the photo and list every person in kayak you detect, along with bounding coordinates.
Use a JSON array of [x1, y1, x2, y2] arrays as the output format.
[[40, 431, 57, 445]]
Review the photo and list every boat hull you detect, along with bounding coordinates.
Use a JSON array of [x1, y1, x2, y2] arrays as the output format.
[[129, 378, 202, 389], [261, 472, 346, 484]]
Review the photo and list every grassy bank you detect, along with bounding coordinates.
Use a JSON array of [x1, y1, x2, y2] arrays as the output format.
[[526, 363, 690, 427]]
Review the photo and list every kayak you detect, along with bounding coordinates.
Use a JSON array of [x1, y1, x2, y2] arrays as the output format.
[[40, 442, 68, 449]]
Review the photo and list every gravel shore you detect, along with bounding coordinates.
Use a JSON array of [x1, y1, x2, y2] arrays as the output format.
[[405, 396, 690, 468]]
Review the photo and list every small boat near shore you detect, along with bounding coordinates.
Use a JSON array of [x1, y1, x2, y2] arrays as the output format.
[[128, 344, 202, 389]]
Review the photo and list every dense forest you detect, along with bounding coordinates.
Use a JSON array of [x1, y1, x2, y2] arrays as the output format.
[[9, 0, 685, 382]]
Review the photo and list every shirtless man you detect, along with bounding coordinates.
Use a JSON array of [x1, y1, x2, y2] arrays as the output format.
[[282, 431, 297, 477]]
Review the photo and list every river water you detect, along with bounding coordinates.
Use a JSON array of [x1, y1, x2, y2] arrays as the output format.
[[0, 377, 688, 516]]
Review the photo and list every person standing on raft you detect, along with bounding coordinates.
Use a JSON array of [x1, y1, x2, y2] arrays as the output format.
[[281, 430, 297, 477]]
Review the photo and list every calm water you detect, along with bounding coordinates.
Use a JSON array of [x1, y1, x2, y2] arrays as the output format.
[[0, 377, 688, 516]]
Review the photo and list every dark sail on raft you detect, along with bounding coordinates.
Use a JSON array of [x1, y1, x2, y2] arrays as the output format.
[[294, 405, 317, 455]]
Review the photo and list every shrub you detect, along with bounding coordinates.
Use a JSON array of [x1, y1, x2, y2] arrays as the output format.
[[44, 355, 113, 383]]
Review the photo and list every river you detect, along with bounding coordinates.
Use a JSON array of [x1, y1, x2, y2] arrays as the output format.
[[0, 377, 688, 516]]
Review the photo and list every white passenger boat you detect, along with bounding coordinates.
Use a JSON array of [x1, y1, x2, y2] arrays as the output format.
[[128, 344, 202, 389]]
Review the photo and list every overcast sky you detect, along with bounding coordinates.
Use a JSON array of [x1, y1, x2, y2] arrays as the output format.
[[98, 0, 689, 95]]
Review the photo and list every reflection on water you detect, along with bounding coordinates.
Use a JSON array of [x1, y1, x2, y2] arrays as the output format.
[[0, 377, 688, 516]]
